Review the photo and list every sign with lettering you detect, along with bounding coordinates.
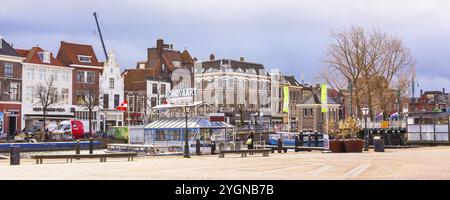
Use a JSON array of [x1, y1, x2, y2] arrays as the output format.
[[282, 85, 289, 113], [33, 107, 66, 112], [168, 88, 197, 104]]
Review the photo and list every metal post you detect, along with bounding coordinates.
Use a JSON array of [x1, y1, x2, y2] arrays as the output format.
[[364, 116, 369, 151], [184, 106, 190, 158], [89, 137, 94, 154]]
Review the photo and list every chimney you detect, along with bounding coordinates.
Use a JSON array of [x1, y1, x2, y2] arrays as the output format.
[[209, 54, 215, 61], [156, 39, 164, 54], [420, 89, 423, 96], [240, 57, 245, 62]]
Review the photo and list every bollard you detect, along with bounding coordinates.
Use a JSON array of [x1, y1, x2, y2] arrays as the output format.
[[10, 145, 20, 165], [277, 138, 282, 153], [211, 141, 216, 155], [294, 136, 300, 152], [89, 137, 94, 154], [75, 140, 80, 160], [196, 139, 201, 155]]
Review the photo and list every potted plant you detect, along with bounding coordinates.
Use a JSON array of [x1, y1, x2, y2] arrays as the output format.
[[328, 126, 345, 153]]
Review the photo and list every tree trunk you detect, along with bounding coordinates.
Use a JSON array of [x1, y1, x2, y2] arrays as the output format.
[[42, 110, 47, 141], [89, 109, 93, 138]]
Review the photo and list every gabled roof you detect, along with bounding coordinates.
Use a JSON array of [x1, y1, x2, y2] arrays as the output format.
[[0, 38, 21, 57], [57, 41, 102, 67], [200, 59, 267, 75], [15, 46, 64, 66], [123, 68, 155, 91], [300, 93, 338, 105]]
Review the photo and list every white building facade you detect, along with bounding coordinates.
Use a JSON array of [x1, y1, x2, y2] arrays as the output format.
[[21, 50, 74, 129], [99, 52, 124, 130]]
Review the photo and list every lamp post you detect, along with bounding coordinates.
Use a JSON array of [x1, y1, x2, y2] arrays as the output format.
[[184, 105, 191, 158], [362, 107, 369, 151]]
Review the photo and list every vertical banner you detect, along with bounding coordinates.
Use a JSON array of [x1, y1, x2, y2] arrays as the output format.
[[321, 84, 328, 113], [282, 85, 289, 113]]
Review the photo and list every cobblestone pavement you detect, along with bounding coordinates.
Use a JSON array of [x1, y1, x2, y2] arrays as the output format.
[[1, 146, 450, 180]]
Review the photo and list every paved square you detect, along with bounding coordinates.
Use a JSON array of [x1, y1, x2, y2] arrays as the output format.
[[1, 146, 450, 179]]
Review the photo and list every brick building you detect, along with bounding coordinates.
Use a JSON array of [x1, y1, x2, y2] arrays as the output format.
[[0, 37, 24, 137], [57, 41, 103, 131], [409, 89, 449, 113]]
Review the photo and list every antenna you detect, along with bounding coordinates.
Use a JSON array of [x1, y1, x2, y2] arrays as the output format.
[[93, 12, 108, 61]]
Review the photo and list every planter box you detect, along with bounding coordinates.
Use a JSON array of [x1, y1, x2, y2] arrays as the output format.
[[344, 139, 364, 153], [329, 140, 345, 153]]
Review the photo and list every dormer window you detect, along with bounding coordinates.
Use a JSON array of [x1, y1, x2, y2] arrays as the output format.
[[38, 52, 51, 63], [77, 55, 92, 63]]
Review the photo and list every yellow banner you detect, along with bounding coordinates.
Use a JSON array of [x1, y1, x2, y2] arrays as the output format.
[[283, 85, 289, 113], [321, 84, 327, 113]]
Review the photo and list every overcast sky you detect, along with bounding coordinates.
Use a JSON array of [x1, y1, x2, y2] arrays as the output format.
[[1, 0, 449, 96]]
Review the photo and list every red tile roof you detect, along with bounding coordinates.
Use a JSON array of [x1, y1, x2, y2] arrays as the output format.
[[57, 41, 102, 67], [15, 47, 64, 66]]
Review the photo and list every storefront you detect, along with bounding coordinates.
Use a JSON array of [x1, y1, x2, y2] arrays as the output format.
[[22, 104, 75, 131]]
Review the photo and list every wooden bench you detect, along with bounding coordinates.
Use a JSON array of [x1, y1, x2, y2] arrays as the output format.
[[218, 149, 271, 158], [30, 152, 138, 164]]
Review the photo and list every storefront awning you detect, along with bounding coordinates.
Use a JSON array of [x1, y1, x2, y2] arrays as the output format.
[[145, 117, 234, 130]]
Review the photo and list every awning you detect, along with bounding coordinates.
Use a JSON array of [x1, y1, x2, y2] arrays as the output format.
[[145, 117, 234, 130]]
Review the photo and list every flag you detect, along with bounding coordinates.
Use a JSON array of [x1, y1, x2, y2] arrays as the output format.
[[375, 112, 383, 121], [390, 112, 399, 119], [116, 100, 128, 111]]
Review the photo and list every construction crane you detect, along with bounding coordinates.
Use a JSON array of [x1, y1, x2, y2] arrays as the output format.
[[93, 12, 108, 61]]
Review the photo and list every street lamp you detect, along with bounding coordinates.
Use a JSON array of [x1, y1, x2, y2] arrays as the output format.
[[184, 105, 191, 158], [362, 107, 369, 151]]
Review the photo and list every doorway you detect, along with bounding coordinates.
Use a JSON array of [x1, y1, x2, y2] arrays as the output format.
[[9, 116, 17, 136]]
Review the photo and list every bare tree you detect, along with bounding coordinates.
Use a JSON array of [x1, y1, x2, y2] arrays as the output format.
[[33, 75, 60, 138], [78, 79, 100, 138], [322, 26, 416, 119]]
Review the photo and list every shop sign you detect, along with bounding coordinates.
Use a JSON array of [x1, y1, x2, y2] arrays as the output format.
[[168, 88, 197, 104], [33, 107, 66, 112], [210, 113, 225, 122]]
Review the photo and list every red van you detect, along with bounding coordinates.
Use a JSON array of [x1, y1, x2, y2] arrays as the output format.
[[53, 120, 85, 139]]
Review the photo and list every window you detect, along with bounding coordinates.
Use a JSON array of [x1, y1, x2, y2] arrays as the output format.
[[162, 64, 165, 71], [50, 69, 58, 81], [86, 71, 95, 82], [109, 78, 114, 89], [10, 82, 19, 101], [76, 92, 85, 104], [128, 95, 135, 112], [218, 78, 223, 88], [227, 78, 233, 87], [78, 55, 92, 63], [38, 52, 50, 63], [151, 97, 157, 107], [39, 68, 47, 81], [61, 88, 69, 104], [136, 96, 143, 112], [114, 94, 120, 108], [103, 94, 109, 109], [77, 71, 85, 82], [161, 84, 166, 95], [27, 67, 34, 80], [5, 63, 13, 77], [62, 70, 69, 83], [26, 87, 33, 103], [152, 84, 158, 94]]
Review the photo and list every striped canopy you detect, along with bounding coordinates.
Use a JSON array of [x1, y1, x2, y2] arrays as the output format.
[[144, 117, 234, 130]]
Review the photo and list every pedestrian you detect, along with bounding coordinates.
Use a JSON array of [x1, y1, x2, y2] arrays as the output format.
[[246, 131, 254, 154]]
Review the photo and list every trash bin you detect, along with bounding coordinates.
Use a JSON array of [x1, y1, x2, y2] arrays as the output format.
[[374, 136, 385, 152], [10, 145, 20, 165]]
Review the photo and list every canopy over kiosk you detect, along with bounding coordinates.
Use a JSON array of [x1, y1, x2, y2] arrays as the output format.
[[147, 101, 234, 146], [144, 117, 234, 145]]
